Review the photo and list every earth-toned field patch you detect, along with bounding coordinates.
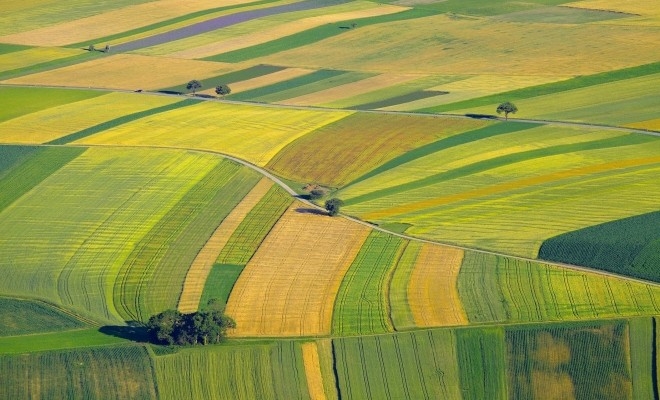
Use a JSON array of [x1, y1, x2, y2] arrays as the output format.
[[0, 92, 180, 144], [113, 159, 261, 322], [267, 113, 488, 187], [539, 211, 660, 283], [0, 297, 86, 336], [332, 231, 406, 335], [0, 345, 157, 399], [178, 178, 274, 313], [225, 203, 371, 336], [153, 341, 309, 399], [564, 0, 660, 26], [78, 101, 352, 166], [506, 321, 632, 399], [0, 147, 219, 323], [160, 64, 285, 94], [333, 329, 462, 399], [3, 54, 232, 90], [458, 252, 660, 324]]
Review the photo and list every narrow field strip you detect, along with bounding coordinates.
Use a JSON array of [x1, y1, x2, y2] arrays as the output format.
[[79, 101, 352, 166], [0, 47, 80, 73], [225, 203, 371, 336], [171, 4, 407, 59], [159, 64, 285, 94], [0, 93, 180, 144], [267, 113, 487, 187], [229, 69, 346, 101], [178, 177, 273, 313], [0, 0, 254, 46], [214, 67, 315, 95], [302, 342, 327, 400], [281, 73, 420, 106], [113, 160, 261, 322], [0, 86, 103, 124], [0, 329, 128, 355], [4, 54, 232, 91], [408, 244, 467, 327], [389, 241, 422, 330], [332, 231, 406, 336], [257, 71, 375, 104]]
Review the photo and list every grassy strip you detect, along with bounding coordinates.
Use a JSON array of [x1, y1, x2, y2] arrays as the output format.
[[406, 0, 571, 16], [630, 317, 655, 400], [345, 132, 655, 205], [199, 264, 244, 311], [0, 345, 157, 399], [505, 321, 631, 399], [47, 99, 197, 144], [419, 61, 660, 113], [351, 90, 448, 110], [0, 43, 31, 55], [0, 51, 101, 81], [153, 341, 308, 399], [0, 145, 39, 176], [344, 121, 530, 188], [66, 0, 280, 48], [332, 231, 406, 335], [114, 162, 261, 322], [248, 71, 370, 103], [456, 327, 507, 400], [457, 252, 507, 323], [0, 329, 129, 354], [388, 242, 422, 330], [159, 64, 285, 94], [229, 69, 345, 100], [0, 297, 86, 336], [215, 185, 292, 265], [0, 146, 85, 213], [0, 86, 103, 124], [204, 8, 434, 63], [539, 211, 660, 283], [333, 329, 462, 399]]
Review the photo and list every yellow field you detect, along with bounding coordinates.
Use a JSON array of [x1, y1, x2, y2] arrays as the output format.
[[259, 14, 660, 75], [301, 342, 327, 400], [225, 203, 371, 336], [2, 54, 232, 90], [177, 178, 273, 313], [78, 100, 352, 166], [282, 73, 420, 106], [0, 92, 179, 144], [408, 244, 467, 327], [197, 67, 315, 96], [0, 0, 256, 46], [0, 47, 80, 73], [564, 0, 660, 26], [168, 4, 407, 59], [626, 118, 660, 131]]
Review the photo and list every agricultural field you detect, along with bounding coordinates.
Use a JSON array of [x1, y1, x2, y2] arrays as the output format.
[[0, 0, 659, 397]]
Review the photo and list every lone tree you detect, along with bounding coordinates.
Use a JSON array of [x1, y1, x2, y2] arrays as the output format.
[[215, 84, 231, 98], [496, 101, 518, 120], [104, 44, 110, 53], [325, 198, 344, 216], [88, 44, 95, 52], [147, 308, 235, 346], [186, 80, 202, 95]]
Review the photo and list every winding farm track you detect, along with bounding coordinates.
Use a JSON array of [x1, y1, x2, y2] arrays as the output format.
[[3, 83, 660, 289]]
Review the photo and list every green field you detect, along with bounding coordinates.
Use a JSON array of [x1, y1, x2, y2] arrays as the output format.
[[0, 297, 86, 336]]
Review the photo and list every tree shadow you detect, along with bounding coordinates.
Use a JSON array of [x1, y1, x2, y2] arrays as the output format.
[[465, 113, 497, 120], [157, 90, 183, 95], [295, 207, 328, 216], [99, 322, 149, 343], [194, 93, 216, 99]]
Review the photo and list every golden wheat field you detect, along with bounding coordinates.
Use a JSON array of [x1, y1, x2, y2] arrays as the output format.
[[225, 203, 371, 336], [408, 244, 467, 327], [177, 178, 273, 313], [2, 54, 233, 90], [301, 342, 327, 400], [564, 0, 660, 26]]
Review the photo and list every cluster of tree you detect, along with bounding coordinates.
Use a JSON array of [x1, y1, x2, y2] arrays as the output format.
[[146, 309, 235, 346], [325, 198, 344, 216], [186, 80, 232, 97]]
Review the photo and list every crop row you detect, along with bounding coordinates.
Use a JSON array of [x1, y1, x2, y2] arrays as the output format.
[[0, 297, 86, 336]]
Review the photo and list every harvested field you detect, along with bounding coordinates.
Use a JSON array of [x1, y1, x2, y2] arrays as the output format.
[[178, 178, 273, 313], [267, 113, 488, 187], [0, 0, 255, 46], [0, 47, 80, 73], [79, 101, 352, 166], [0, 92, 178, 144], [282, 73, 420, 106], [408, 244, 467, 327], [3, 54, 232, 90], [260, 14, 660, 75], [171, 4, 407, 59], [225, 203, 371, 336], [301, 342, 327, 400]]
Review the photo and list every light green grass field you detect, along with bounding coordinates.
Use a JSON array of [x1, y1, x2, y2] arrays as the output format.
[[0, 297, 86, 336]]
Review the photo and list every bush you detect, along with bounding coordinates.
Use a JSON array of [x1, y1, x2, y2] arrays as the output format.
[[146, 308, 235, 346]]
